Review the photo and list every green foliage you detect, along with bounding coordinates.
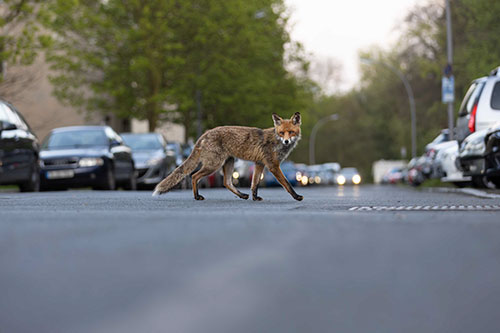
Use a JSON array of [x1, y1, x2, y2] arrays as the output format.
[[41, 0, 313, 135], [294, 0, 500, 181], [0, 0, 45, 76]]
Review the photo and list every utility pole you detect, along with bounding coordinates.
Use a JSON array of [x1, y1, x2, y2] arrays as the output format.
[[195, 89, 202, 139], [309, 114, 339, 165], [445, 0, 454, 139]]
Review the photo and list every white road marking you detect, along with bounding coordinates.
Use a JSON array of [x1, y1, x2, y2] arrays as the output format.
[[348, 205, 500, 211]]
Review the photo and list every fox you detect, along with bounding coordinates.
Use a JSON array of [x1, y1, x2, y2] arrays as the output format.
[[153, 112, 303, 201]]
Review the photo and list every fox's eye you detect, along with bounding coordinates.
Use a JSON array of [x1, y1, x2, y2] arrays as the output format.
[[289, 131, 295, 135], [279, 131, 285, 135]]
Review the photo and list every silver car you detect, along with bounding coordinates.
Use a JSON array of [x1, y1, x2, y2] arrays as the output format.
[[456, 67, 500, 142]]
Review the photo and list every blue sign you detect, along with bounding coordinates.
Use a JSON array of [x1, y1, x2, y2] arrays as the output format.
[[442, 76, 454, 103]]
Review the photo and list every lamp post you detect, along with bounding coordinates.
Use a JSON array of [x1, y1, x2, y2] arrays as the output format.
[[360, 57, 417, 158], [309, 114, 339, 165]]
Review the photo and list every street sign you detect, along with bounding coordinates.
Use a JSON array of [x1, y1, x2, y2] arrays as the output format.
[[442, 75, 454, 103]]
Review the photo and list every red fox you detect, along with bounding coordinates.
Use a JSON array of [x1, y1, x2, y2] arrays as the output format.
[[153, 112, 303, 201]]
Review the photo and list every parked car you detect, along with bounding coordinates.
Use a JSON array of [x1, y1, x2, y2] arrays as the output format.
[[455, 66, 500, 142], [232, 159, 252, 187], [120, 133, 176, 188], [336, 167, 362, 185], [40, 126, 136, 191], [457, 128, 491, 188], [429, 140, 457, 179], [425, 129, 450, 153], [0, 100, 40, 192], [264, 161, 298, 187], [166, 142, 184, 167], [484, 122, 500, 188], [382, 167, 404, 184], [436, 141, 471, 187]]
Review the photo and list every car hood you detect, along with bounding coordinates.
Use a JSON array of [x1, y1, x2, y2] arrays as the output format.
[[40, 147, 109, 159], [131, 150, 164, 164]]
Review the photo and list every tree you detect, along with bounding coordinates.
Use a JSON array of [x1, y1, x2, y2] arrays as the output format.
[[41, 0, 313, 136], [0, 0, 48, 99]]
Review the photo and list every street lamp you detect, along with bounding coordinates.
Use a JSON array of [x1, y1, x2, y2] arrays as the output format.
[[360, 57, 417, 158], [309, 114, 339, 165]]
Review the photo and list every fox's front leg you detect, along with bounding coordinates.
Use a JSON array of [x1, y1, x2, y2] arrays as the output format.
[[251, 163, 265, 201], [268, 164, 303, 201]]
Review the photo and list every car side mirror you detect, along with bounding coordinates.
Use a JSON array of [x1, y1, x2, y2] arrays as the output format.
[[110, 140, 121, 147], [0, 121, 17, 132]]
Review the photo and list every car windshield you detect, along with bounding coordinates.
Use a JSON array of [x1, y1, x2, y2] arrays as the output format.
[[341, 168, 359, 177], [121, 133, 163, 151], [42, 129, 108, 149]]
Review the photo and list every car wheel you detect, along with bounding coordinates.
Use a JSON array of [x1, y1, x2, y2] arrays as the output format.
[[472, 175, 489, 189], [489, 176, 500, 189], [95, 167, 116, 190], [19, 164, 40, 192]]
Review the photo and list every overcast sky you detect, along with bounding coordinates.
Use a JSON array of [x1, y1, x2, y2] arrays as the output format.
[[285, 0, 423, 91]]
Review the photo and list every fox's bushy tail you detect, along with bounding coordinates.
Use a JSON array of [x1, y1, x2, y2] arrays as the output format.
[[152, 145, 202, 196]]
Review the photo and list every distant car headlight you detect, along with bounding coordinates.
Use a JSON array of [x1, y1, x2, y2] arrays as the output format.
[[301, 177, 308, 185], [146, 157, 163, 166], [232, 171, 239, 179], [296, 172, 302, 181], [314, 176, 321, 184], [337, 175, 346, 185], [352, 174, 361, 185], [78, 157, 104, 167]]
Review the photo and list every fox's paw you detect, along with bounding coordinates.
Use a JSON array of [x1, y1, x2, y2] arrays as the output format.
[[253, 196, 263, 201], [194, 194, 205, 201], [294, 194, 304, 201], [239, 193, 249, 200]]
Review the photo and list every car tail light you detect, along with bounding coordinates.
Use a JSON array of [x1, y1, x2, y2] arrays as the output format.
[[468, 103, 478, 133]]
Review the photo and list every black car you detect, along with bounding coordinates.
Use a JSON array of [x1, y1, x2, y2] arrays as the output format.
[[40, 126, 136, 190], [485, 123, 500, 188], [0, 100, 40, 192], [120, 133, 176, 188]]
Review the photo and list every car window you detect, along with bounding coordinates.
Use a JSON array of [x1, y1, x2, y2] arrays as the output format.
[[0, 102, 19, 124], [458, 81, 485, 115], [491, 81, 500, 110], [121, 134, 163, 150], [43, 129, 108, 149]]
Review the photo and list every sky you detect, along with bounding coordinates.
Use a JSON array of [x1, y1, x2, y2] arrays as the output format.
[[285, 0, 423, 92]]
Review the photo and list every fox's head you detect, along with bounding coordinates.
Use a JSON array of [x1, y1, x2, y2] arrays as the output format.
[[272, 112, 301, 146]]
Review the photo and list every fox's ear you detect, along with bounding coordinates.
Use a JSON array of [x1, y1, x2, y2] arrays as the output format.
[[291, 112, 301, 125], [272, 113, 282, 126]]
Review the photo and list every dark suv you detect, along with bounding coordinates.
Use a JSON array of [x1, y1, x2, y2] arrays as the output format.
[[0, 100, 40, 192]]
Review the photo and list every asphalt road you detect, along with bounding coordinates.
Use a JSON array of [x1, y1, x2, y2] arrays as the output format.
[[1, 185, 500, 333]]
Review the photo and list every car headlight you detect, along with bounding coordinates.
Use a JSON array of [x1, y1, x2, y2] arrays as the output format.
[[232, 171, 239, 179], [461, 138, 485, 155], [352, 174, 361, 185], [146, 157, 163, 166], [337, 175, 346, 185], [78, 157, 104, 167]]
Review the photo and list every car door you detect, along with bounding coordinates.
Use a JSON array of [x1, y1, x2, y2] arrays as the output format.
[[0, 102, 36, 182]]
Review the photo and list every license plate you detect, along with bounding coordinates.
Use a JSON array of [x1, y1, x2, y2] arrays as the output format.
[[46, 170, 75, 179]]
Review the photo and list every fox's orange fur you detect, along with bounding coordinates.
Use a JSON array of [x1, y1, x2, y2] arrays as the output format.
[[153, 112, 303, 201]]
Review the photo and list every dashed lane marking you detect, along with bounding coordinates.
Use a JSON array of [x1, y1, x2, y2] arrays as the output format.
[[348, 205, 500, 211]]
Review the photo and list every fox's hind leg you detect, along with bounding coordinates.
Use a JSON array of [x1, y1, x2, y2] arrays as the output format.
[[192, 166, 217, 200], [222, 157, 249, 200], [191, 153, 226, 200]]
